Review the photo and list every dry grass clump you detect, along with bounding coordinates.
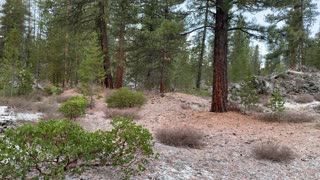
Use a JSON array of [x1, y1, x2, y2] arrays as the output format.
[[280, 111, 314, 123], [227, 101, 242, 112], [105, 108, 140, 119], [33, 103, 59, 114], [180, 103, 191, 110], [155, 127, 204, 149], [257, 113, 281, 122], [248, 106, 265, 113], [56, 95, 72, 103], [314, 93, 320, 101], [0, 97, 33, 112], [258, 111, 314, 123], [253, 142, 295, 162], [315, 123, 320, 130], [294, 94, 314, 103]]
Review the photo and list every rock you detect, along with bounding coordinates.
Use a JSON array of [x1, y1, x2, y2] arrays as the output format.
[[0, 119, 15, 134], [252, 76, 273, 95]]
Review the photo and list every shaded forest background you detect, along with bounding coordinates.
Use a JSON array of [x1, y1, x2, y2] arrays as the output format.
[[0, 0, 319, 111]]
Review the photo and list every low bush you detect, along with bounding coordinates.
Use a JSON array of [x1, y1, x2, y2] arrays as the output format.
[[294, 94, 314, 104], [268, 90, 285, 113], [314, 92, 320, 101], [106, 88, 146, 108], [258, 111, 314, 123], [105, 108, 140, 119], [0, 118, 155, 179], [59, 96, 88, 119], [253, 142, 295, 162], [155, 127, 204, 149], [44, 86, 63, 96]]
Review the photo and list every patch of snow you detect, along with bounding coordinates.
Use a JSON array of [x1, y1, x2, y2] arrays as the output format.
[[0, 106, 42, 122], [287, 70, 305, 75], [284, 101, 320, 111]]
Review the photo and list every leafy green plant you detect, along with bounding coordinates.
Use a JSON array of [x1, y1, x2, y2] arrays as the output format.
[[268, 90, 285, 113], [106, 88, 146, 108], [59, 96, 88, 119], [0, 118, 155, 179], [238, 79, 259, 111], [44, 86, 63, 96]]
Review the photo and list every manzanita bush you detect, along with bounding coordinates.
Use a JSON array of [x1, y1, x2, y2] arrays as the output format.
[[0, 117, 155, 179], [59, 96, 88, 119]]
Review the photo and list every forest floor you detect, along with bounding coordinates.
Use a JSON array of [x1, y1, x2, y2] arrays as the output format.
[[63, 90, 320, 180]]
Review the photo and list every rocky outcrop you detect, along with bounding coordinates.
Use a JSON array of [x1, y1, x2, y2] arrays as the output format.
[[270, 70, 320, 95], [245, 68, 320, 96], [0, 106, 16, 133], [0, 119, 15, 133]]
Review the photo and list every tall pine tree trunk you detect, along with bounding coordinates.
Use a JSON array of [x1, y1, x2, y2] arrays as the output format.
[[98, 0, 113, 88], [116, 21, 125, 89], [63, 0, 70, 88], [160, 49, 166, 94], [196, 0, 209, 89], [210, 0, 229, 112]]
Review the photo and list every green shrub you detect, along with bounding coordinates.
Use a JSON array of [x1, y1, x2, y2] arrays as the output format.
[[0, 118, 155, 179], [238, 79, 259, 111], [59, 96, 88, 119], [268, 90, 285, 113], [44, 86, 63, 96], [106, 88, 146, 108]]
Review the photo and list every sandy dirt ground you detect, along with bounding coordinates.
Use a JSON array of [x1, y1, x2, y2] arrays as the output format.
[[65, 91, 320, 180]]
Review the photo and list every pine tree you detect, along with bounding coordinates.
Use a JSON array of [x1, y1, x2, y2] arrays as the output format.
[[305, 32, 320, 69], [228, 15, 251, 82], [0, 0, 27, 58], [128, 0, 186, 93], [78, 34, 104, 108], [250, 45, 261, 76], [0, 28, 32, 96], [266, 0, 317, 70]]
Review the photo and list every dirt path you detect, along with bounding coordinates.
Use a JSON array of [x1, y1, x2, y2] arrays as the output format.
[[69, 92, 320, 179]]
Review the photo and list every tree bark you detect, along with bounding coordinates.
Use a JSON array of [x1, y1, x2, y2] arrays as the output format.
[[98, 0, 113, 89], [210, 0, 229, 112], [160, 49, 166, 94], [196, 0, 209, 89], [116, 21, 125, 89], [63, 0, 70, 88]]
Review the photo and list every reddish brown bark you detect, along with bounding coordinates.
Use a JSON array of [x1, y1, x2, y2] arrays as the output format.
[[160, 49, 167, 94], [98, 0, 113, 89], [116, 21, 125, 89], [210, 0, 229, 112]]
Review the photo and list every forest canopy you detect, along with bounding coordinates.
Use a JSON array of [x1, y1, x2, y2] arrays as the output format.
[[0, 0, 319, 112]]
